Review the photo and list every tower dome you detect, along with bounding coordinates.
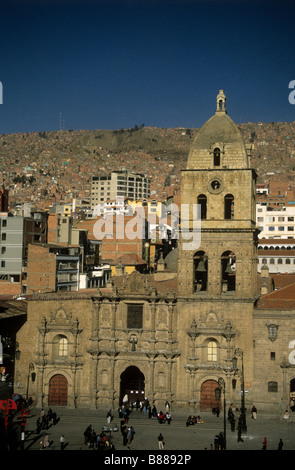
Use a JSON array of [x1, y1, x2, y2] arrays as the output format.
[[187, 91, 249, 170]]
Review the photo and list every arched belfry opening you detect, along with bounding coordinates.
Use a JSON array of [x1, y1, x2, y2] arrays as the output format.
[[216, 90, 226, 113], [197, 194, 207, 219], [213, 147, 220, 166], [224, 194, 234, 219], [194, 251, 208, 291], [221, 251, 236, 292], [120, 366, 145, 406]]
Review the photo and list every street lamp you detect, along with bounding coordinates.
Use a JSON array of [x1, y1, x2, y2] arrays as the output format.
[[233, 348, 247, 432], [26, 363, 35, 400], [215, 377, 226, 450]]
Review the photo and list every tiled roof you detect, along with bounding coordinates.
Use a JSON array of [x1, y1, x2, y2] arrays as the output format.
[[107, 253, 147, 266], [255, 282, 295, 310], [271, 273, 295, 289], [258, 249, 295, 256]]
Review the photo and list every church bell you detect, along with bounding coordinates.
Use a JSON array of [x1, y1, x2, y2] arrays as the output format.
[[196, 259, 207, 272], [225, 260, 234, 274]]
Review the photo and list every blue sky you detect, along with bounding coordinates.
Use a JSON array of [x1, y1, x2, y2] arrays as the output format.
[[0, 0, 295, 134]]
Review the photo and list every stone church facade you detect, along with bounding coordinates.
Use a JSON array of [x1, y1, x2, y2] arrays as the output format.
[[14, 92, 295, 413]]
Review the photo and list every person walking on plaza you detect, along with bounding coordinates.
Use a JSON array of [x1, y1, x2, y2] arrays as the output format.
[[277, 438, 283, 450], [251, 405, 257, 420], [107, 409, 112, 424], [43, 433, 50, 449], [214, 435, 219, 450], [158, 433, 165, 449], [60, 434, 65, 450], [237, 417, 244, 443], [262, 437, 267, 450]]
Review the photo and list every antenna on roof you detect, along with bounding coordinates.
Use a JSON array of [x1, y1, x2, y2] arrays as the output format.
[[59, 112, 64, 131]]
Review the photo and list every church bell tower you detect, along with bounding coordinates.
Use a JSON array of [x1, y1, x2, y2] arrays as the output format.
[[177, 91, 258, 299]]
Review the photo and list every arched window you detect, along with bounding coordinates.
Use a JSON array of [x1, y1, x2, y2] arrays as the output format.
[[213, 147, 220, 166], [221, 251, 236, 292], [208, 341, 218, 362], [278, 258, 283, 264], [286, 258, 291, 264], [197, 194, 207, 220], [53, 334, 69, 360], [224, 194, 234, 220], [58, 337, 68, 357], [194, 251, 208, 292], [270, 258, 275, 264]]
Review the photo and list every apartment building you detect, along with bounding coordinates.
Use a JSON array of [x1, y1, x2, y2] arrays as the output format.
[[257, 239, 295, 273], [90, 170, 150, 213], [0, 215, 24, 282], [24, 243, 80, 295], [256, 203, 295, 239]]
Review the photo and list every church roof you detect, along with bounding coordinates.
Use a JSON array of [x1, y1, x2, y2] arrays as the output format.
[[186, 90, 249, 170], [192, 113, 246, 151]]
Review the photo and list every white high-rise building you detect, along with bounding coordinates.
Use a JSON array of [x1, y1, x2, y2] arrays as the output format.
[[91, 170, 150, 213], [256, 203, 295, 239]]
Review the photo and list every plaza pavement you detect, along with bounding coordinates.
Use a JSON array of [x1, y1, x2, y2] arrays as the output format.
[[20, 406, 295, 452]]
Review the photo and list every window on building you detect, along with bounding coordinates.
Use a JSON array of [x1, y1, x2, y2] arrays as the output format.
[[197, 194, 207, 220], [278, 226, 285, 231], [268, 381, 278, 392], [288, 226, 294, 231], [1, 233, 6, 241], [224, 194, 234, 220], [213, 148, 220, 166], [268, 324, 278, 341], [286, 258, 291, 264], [270, 258, 275, 264], [58, 337, 68, 357], [278, 258, 283, 264], [207, 341, 218, 361], [270, 352, 276, 361], [257, 217, 264, 222], [127, 304, 143, 329]]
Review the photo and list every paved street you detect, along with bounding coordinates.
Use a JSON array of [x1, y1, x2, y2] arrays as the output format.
[[18, 406, 295, 452]]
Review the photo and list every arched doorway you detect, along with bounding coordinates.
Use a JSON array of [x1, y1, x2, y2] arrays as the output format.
[[200, 379, 220, 411], [48, 374, 68, 406], [120, 366, 145, 406]]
